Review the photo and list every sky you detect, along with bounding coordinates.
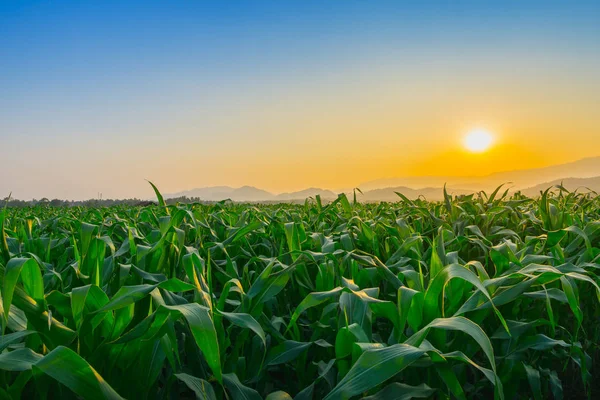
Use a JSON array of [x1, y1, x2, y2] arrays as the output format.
[[1, 1, 600, 200]]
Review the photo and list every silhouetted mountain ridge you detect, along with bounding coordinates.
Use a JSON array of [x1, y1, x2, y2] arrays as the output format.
[[358, 156, 600, 192], [165, 157, 600, 202], [522, 176, 600, 196]]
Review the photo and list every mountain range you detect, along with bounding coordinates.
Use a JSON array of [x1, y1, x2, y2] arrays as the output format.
[[357, 156, 600, 192], [165, 157, 600, 202], [166, 186, 338, 202]]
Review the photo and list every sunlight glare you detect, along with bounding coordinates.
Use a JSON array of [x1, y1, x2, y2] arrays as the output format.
[[464, 129, 494, 153]]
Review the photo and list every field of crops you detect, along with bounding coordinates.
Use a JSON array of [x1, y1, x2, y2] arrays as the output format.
[[1, 185, 600, 399]]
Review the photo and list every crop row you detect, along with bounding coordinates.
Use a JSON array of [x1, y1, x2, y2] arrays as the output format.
[[1, 185, 599, 399]]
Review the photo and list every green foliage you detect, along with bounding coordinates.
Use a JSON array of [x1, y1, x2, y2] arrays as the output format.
[[1, 185, 600, 399]]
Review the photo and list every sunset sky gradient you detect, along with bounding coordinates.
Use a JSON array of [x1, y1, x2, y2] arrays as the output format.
[[1, 1, 599, 199]]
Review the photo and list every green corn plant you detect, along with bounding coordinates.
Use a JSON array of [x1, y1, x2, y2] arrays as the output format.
[[0, 184, 599, 399]]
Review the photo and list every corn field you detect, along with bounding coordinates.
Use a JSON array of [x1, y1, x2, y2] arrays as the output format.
[[1, 184, 600, 399]]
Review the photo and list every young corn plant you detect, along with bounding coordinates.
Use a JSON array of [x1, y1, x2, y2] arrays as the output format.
[[0, 184, 599, 399]]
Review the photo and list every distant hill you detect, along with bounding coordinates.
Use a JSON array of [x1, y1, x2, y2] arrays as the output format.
[[482, 157, 600, 191], [166, 185, 475, 202], [522, 176, 600, 197], [359, 157, 600, 192], [363, 176, 600, 202], [166, 186, 273, 202], [275, 188, 336, 201], [356, 177, 471, 192], [164, 157, 600, 202], [165, 186, 337, 202], [357, 186, 475, 202]]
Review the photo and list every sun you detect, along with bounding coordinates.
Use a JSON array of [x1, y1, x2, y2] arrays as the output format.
[[463, 129, 494, 153]]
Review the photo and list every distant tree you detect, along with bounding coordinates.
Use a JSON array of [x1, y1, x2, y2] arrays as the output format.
[[49, 199, 64, 207]]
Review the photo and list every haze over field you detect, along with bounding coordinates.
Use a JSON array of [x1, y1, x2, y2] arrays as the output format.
[[1, 1, 599, 200], [163, 157, 600, 202]]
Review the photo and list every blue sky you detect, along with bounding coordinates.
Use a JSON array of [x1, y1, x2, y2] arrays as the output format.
[[1, 1, 599, 199]]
